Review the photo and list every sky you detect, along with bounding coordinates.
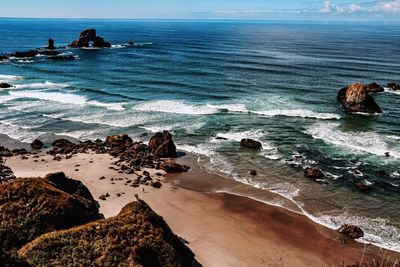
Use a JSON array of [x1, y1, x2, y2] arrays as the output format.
[[0, 0, 400, 20]]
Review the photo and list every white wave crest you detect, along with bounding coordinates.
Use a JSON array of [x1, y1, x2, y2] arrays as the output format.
[[13, 81, 69, 89], [133, 100, 218, 115], [0, 74, 23, 81], [305, 122, 400, 158], [254, 109, 340, 120]]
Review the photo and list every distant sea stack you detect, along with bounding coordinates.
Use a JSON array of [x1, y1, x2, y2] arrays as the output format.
[[69, 29, 111, 48], [337, 82, 383, 114]]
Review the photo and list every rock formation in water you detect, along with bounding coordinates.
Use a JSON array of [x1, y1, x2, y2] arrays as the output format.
[[365, 82, 384, 93], [30, 139, 44, 150], [337, 82, 382, 114], [69, 29, 111, 48], [46, 38, 56, 49], [12, 50, 39, 58], [240, 139, 262, 149], [18, 198, 197, 267], [337, 224, 364, 239], [304, 167, 325, 179], [148, 131, 178, 158], [387, 82, 400, 91], [0, 83, 12, 89]]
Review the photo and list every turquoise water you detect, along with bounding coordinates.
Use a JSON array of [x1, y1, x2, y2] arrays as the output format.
[[0, 19, 400, 250]]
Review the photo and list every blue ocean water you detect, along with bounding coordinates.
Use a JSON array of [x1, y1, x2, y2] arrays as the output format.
[[0, 19, 400, 250]]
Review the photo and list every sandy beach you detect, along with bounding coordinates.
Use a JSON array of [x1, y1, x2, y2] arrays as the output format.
[[6, 150, 400, 267]]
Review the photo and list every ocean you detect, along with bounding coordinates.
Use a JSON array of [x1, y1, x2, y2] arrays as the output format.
[[0, 18, 399, 251]]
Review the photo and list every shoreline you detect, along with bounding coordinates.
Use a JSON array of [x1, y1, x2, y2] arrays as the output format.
[[4, 142, 400, 266]]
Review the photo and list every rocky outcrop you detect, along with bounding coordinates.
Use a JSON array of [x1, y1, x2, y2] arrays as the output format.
[[0, 83, 12, 89], [304, 167, 325, 179], [387, 82, 400, 91], [0, 55, 8, 61], [19, 199, 197, 267], [69, 29, 111, 48], [38, 50, 60, 56], [48, 55, 75, 61], [12, 50, 38, 58], [30, 139, 44, 150], [240, 139, 262, 149], [0, 176, 102, 252], [148, 131, 177, 158], [337, 224, 364, 239], [337, 83, 382, 114], [46, 38, 56, 49], [160, 162, 190, 173], [365, 82, 384, 93]]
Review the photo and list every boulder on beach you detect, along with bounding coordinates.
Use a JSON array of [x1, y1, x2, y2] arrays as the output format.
[[387, 82, 400, 91], [337, 224, 364, 239], [148, 131, 177, 158], [337, 82, 382, 114], [69, 29, 111, 48], [0, 83, 12, 89], [31, 139, 44, 150], [304, 167, 325, 179], [160, 162, 190, 173], [240, 139, 262, 149], [365, 82, 384, 93]]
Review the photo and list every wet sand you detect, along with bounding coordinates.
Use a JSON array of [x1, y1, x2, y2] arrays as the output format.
[[7, 151, 400, 266]]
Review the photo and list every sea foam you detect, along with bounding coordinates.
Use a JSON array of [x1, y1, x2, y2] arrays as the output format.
[[253, 109, 340, 120], [133, 100, 218, 115]]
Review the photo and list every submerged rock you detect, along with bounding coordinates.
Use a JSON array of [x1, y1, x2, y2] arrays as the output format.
[[38, 50, 60, 56], [31, 139, 44, 150], [355, 181, 372, 192], [19, 199, 197, 267], [148, 131, 177, 158], [337, 224, 364, 239], [12, 50, 39, 58], [337, 82, 382, 114], [0, 83, 12, 88], [69, 29, 111, 48], [387, 82, 400, 91], [0, 55, 8, 61], [48, 55, 75, 61], [240, 139, 262, 149]]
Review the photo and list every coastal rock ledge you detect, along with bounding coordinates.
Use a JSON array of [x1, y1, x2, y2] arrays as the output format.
[[337, 82, 382, 114]]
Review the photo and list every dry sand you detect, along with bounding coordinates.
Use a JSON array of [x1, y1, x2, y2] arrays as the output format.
[[7, 152, 400, 267]]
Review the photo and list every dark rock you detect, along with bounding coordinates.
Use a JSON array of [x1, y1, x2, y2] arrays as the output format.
[[148, 131, 177, 158], [304, 167, 325, 179], [337, 224, 364, 239], [13, 50, 39, 58], [160, 162, 190, 173], [47, 38, 56, 49], [0, 83, 12, 88], [355, 181, 372, 192], [215, 137, 228, 140], [38, 50, 60, 56], [52, 139, 73, 148], [250, 170, 257, 176], [337, 83, 382, 114], [387, 82, 400, 91], [0, 55, 8, 61], [69, 29, 111, 48], [152, 181, 162, 188], [375, 170, 390, 177], [240, 139, 262, 149], [48, 55, 75, 61], [365, 82, 384, 93], [31, 139, 44, 150]]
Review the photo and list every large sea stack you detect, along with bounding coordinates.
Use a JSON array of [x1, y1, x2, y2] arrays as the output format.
[[337, 82, 382, 114], [69, 29, 111, 48]]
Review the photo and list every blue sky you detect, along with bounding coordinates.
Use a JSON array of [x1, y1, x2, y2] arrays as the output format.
[[1, 0, 400, 20]]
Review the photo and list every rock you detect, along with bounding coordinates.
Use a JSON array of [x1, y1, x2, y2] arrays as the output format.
[[0, 177, 102, 252], [47, 38, 56, 49], [250, 170, 257, 176], [19, 199, 196, 267], [151, 181, 162, 188], [0, 55, 8, 61], [355, 181, 372, 192], [160, 162, 190, 173], [240, 139, 262, 149], [31, 139, 44, 150], [148, 131, 177, 158], [52, 138, 73, 148], [48, 55, 76, 61], [337, 83, 382, 114], [38, 50, 60, 56], [387, 82, 400, 91], [304, 167, 325, 179], [13, 50, 39, 58], [337, 224, 364, 239], [0, 83, 12, 88], [365, 82, 384, 93], [69, 29, 111, 48]]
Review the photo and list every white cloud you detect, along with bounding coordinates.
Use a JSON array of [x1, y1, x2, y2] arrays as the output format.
[[320, 1, 361, 14], [320, 0, 400, 14], [373, 0, 400, 12]]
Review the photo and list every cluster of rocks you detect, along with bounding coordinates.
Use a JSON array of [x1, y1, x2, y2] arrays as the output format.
[[337, 82, 399, 114], [0, 146, 16, 183], [337, 224, 364, 239], [69, 29, 111, 48]]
